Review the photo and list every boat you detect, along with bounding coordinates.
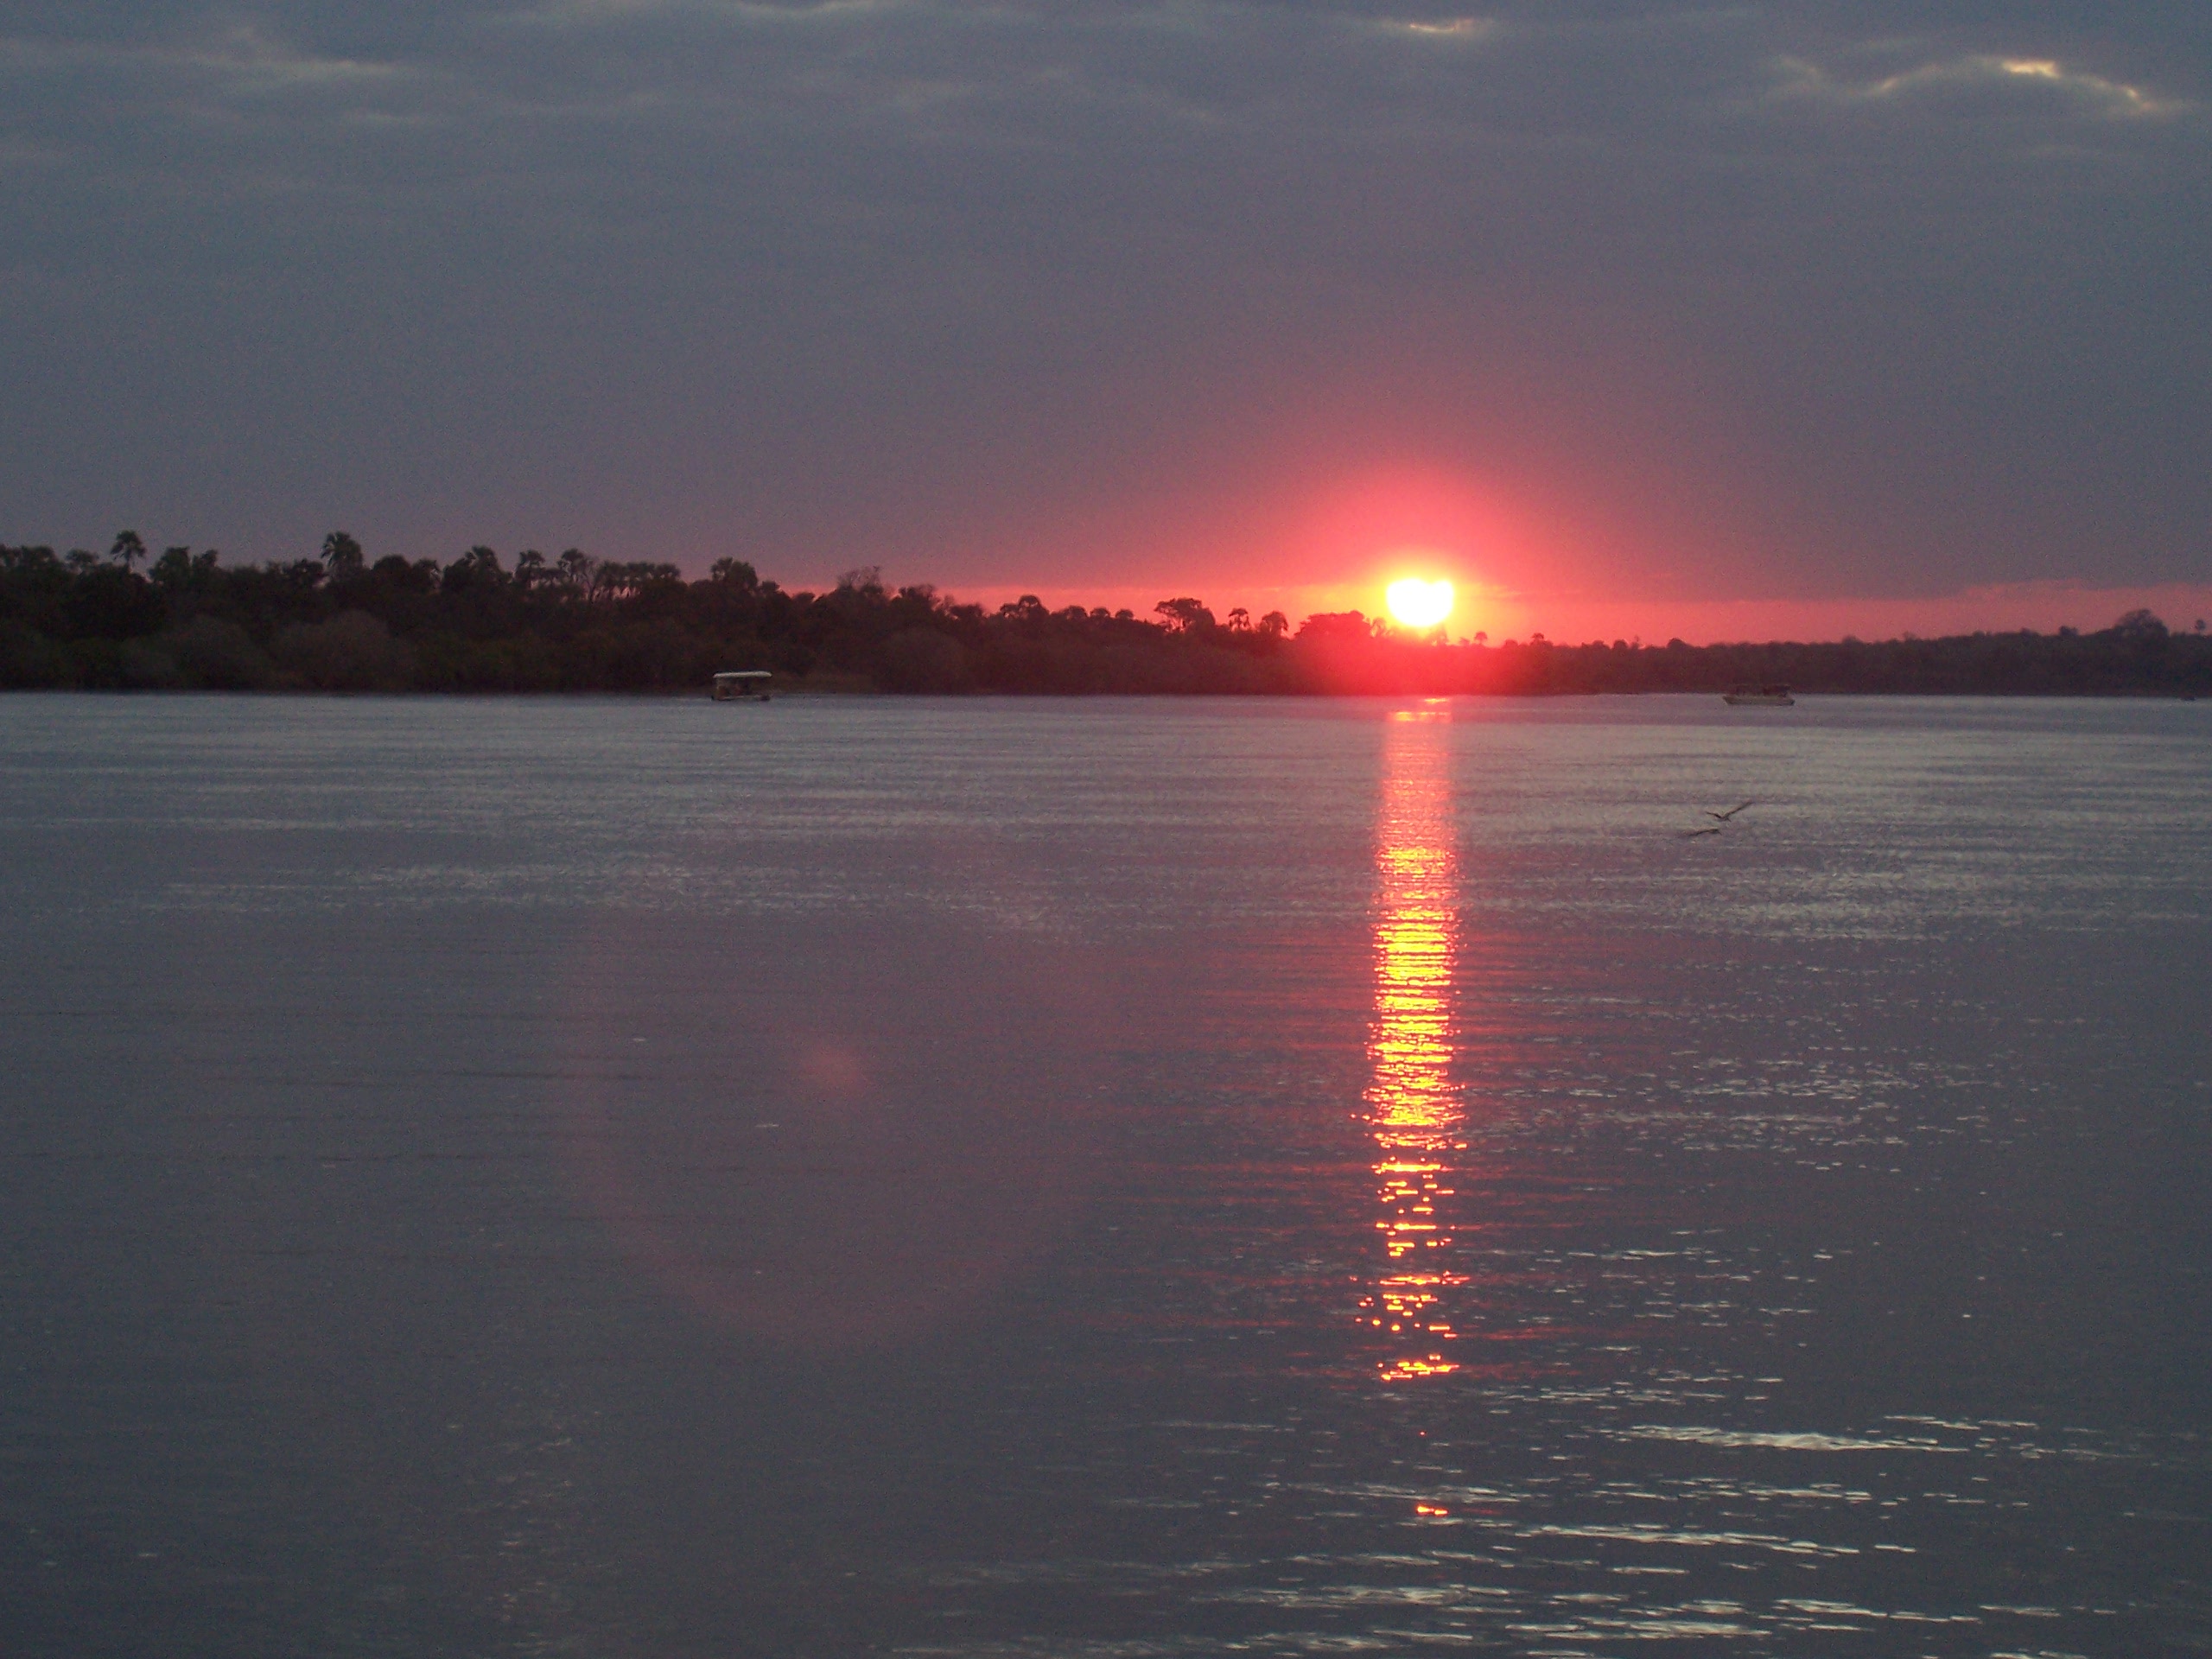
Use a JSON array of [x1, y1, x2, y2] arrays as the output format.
[[711, 671, 773, 702], [1723, 683, 1795, 707]]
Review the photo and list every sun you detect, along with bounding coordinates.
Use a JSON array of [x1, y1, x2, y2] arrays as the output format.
[[1385, 578, 1454, 631]]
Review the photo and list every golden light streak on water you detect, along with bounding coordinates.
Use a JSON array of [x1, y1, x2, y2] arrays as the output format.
[[1361, 704, 1466, 1382]]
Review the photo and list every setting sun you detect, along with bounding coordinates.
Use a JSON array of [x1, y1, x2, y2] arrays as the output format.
[[1386, 578, 1455, 631]]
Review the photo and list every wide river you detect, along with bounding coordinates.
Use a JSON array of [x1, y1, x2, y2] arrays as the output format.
[[3, 692, 2209, 1656]]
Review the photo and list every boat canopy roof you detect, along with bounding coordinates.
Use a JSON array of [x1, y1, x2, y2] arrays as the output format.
[[713, 671, 772, 681]]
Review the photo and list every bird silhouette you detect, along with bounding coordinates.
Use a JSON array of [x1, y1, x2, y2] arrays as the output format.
[[1680, 826, 1723, 838], [1705, 801, 1755, 822]]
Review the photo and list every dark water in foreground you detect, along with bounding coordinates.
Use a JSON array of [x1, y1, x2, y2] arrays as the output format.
[[3, 692, 2209, 1657]]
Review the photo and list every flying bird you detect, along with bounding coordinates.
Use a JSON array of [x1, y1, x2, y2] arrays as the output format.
[[1705, 801, 1755, 822]]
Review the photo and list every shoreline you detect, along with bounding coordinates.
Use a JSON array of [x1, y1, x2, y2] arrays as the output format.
[[3, 683, 2202, 702], [6, 547, 2207, 698]]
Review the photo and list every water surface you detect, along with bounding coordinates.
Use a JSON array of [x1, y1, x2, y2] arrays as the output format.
[[2, 692, 2208, 1656]]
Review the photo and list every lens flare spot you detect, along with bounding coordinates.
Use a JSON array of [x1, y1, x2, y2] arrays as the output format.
[[795, 1043, 868, 1099]]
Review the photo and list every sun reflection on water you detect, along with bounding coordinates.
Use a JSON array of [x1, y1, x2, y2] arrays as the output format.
[[1362, 705, 1466, 1382]]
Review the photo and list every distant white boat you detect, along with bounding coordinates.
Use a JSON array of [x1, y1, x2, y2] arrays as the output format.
[[712, 671, 773, 702], [1723, 683, 1795, 707]]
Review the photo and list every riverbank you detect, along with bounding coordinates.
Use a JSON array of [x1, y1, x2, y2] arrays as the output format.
[[6, 543, 2207, 696]]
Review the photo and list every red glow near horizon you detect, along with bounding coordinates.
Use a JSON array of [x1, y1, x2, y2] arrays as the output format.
[[946, 574, 2212, 651], [842, 461, 2212, 646], [1295, 464, 1542, 589]]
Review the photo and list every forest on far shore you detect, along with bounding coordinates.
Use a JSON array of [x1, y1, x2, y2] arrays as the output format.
[[3, 533, 2208, 697]]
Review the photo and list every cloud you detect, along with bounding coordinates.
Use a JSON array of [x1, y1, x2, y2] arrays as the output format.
[[1380, 17, 1492, 42], [0, 23, 410, 93], [526, 0, 907, 22], [1774, 48, 2189, 122]]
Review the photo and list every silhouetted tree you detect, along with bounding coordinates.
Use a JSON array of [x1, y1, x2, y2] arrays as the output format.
[[1296, 611, 1370, 643], [2113, 608, 2169, 640], [1154, 597, 1215, 633], [150, 547, 219, 589], [321, 532, 365, 580], [442, 545, 505, 594], [556, 548, 595, 596]]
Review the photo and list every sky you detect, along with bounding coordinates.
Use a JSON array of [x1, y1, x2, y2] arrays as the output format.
[[3, 2, 2209, 641]]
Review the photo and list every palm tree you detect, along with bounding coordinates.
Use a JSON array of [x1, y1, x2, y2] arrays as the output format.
[[321, 531, 365, 579]]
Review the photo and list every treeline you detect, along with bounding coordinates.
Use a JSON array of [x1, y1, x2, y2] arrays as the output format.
[[3, 532, 2208, 696]]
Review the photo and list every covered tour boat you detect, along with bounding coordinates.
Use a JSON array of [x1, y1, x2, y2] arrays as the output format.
[[711, 671, 773, 702]]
